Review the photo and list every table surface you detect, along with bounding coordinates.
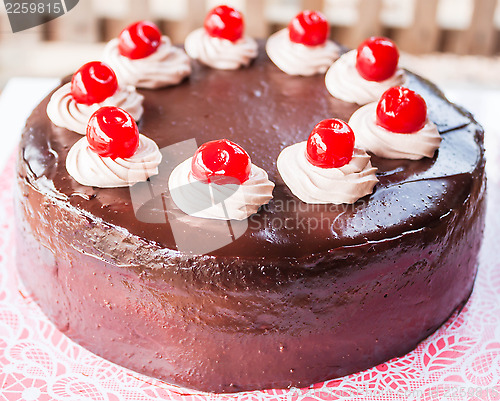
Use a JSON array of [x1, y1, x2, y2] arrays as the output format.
[[1, 79, 499, 401], [0, 78, 60, 172]]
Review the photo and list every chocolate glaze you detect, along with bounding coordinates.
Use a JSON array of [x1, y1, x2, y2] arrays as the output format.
[[16, 43, 486, 392]]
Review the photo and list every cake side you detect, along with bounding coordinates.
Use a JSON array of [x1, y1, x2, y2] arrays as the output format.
[[16, 155, 486, 391]]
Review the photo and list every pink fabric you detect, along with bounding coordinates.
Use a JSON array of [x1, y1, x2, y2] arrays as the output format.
[[1, 153, 499, 401]]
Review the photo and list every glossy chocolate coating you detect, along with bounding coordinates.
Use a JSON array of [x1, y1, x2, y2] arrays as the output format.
[[16, 43, 486, 392]]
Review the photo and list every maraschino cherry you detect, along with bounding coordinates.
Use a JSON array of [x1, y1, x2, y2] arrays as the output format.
[[204, 5, 244, 43], [356, 37, 399, 82], [87, 106, 139, 159], [376, 86, 427, 133], [71, 61, 118, 105], [288, 10, 329, 46], [306, 119, 355, 168], [191, 139, 251, 184], [118, 21, 162, 60]]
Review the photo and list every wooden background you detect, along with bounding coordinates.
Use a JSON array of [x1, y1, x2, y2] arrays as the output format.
[[1, 0, 500, 89], [1, 0, 499, 55]]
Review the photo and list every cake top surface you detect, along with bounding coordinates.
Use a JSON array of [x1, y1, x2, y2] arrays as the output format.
[[21, 43, 483, 259]]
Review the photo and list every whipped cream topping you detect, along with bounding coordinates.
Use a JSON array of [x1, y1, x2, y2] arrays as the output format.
[[184, 28, 258, 70], [348, 102, 442, 160], [266, 28, 340, 76], [325, 50, 406, 105], [46, 83, 144, 135], [66, 134, 162, 187], [103, 36, 192, 89], [277, 142, 378, 204], [169, 158, 274, 220]]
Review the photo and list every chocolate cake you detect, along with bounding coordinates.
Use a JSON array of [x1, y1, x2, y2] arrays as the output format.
[[16, 41, 486, 392]]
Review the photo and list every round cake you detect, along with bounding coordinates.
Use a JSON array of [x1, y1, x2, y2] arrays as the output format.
[[16, 26, 485, 392]]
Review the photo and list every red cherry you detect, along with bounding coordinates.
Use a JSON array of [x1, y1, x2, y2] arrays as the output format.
[[306, 119, 355, 168], [86, 106, 139, 159], [118, 21, 162, 60], [191, 139, 251, 184], [356, 37, 399, 82], [376, 86, 427, 133], [204, 5, 244, 42], [71, 62, 118, 105], [288, 10, 329, 46]]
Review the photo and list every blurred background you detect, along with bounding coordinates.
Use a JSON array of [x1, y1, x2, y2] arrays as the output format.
[[1, 0, 500, 89]]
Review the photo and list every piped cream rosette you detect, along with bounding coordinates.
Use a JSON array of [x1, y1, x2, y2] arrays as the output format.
[[325, 50, 406, 105], [278, 142, 378, 204], [169, 159, 274, 220], [278, 119, 378, 204], [66, 106, 161, 188], [103, 36, 192, 89], [185, 28, 258, 70], [67, 134, 162, 188], [47, 83, 144, 135], [348, 102, 441, 160], [168, 139, 274, 221], [266, 28, 340, 76], [349, 86, 441, 160]]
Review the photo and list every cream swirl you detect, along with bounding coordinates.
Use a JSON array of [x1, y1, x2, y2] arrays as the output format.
[[184, 28, 258, 70], [348, 102, 441, 160], [46, 83, 144, 135], [66, 134, 162, 187], [168, 158, 274, 220], [277, 142, 378, 204], [265, 28, 340, 76], [103, 37, 192, 89], [325, 50, 406, 105]]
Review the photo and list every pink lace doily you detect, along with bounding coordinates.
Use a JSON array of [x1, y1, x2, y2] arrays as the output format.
[[1, 151, 499, 401]]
